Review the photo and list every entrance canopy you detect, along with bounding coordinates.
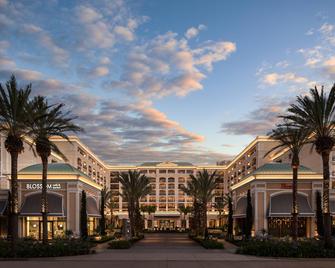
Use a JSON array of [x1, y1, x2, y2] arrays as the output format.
[[233, 197, 247, 218], [20, 193, 64, 216], [269, 193, 314, 217], [87, 197, 100, 217]]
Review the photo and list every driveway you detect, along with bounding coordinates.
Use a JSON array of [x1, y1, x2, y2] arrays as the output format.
[[0, 233, 334, 268]]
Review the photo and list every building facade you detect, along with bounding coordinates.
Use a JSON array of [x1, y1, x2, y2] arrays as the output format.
[[109, 161, 226, 230]]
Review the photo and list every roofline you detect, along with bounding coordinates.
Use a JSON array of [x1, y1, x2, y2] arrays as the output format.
[[231, 173, 323, 190], [107, 165, 227, 170], [23, 136, 64, 162], [49, 136, 108, 169], [225, 136, 274, 170]]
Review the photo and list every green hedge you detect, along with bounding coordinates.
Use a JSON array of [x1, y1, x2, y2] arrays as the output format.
[[108, 234, 145, 249], [189, 235, 224, 249], [236, 239, 335, 258], [89, 235, 115, 244], [0, 239, 94, 258]]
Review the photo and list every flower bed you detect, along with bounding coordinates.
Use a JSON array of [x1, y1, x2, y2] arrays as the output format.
[[0, 238, 94, 258], [236, 239, 335, 258]]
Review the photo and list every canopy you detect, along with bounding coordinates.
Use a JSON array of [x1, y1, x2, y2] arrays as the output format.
[[268, 193, 314, 217], [233, 196, 247, 218], [20, 193, 64, 216], [87, 197, 100, 217]]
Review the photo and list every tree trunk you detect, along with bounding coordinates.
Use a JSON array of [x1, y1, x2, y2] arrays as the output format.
[[128, 201, 135, 238], [202, 202, 207, 238], [291, 165, 298, 241], [41, 155, 48, 244], [321, 152, 332, 248], [9, 151, 19, 250]]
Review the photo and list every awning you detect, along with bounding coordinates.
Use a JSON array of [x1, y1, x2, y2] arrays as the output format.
[[331, 200, 335, 215], [233, 196, 247, 218], [20, 193, 64, 216], [268, 193, 314, 217], [87, 197, 100, 217]]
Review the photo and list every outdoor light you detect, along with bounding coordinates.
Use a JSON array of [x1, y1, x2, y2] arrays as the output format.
[[32, 224, 37, 228]]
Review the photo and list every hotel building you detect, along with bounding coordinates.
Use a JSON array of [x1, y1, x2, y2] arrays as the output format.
[[0, 134, 335, 238], [109, 162, 226, 230]]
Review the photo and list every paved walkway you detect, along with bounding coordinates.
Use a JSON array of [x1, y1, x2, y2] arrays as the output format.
[[0, 233, 334, 268]]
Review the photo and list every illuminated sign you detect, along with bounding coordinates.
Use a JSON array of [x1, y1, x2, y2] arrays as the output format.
[[25, 183, 62, 190]]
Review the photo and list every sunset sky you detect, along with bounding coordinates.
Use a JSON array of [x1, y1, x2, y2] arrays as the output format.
[[1, 0, 335, 164]]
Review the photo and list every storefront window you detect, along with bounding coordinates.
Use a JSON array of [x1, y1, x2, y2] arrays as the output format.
[[268, 217, 307, 237], [88, 217, 99, 236], [25, 216, 66, 240]]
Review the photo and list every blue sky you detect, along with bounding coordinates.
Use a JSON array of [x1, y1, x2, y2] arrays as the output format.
[[1, 0, 335, 164]]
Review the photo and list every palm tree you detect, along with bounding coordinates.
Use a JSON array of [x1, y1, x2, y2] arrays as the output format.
[[178, 205, 192, 229], [27, 96, 81, 243], [265, 123, 310, 240], [118, 170, 151, 237], [141, 205, 156, 229], [0, 75, 31, 246], [181, 176, 200, 235], [182, 170, 218, 237], [100, 187, 112, 236], [214, 195, 226, 228], [283, 85, 335, 247]]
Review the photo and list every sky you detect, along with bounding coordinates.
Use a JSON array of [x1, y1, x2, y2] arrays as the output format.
[[1, 0, 335, 165]]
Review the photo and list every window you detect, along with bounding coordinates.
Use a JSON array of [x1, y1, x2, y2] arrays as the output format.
[[159, 170, 167, 174], [168, 177, 175, 183], [178, 170, 186, 174], [159, 177, 166, 183], [168, 170, 175, 174]]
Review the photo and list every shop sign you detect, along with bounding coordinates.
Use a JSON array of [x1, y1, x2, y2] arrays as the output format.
[[25, 183, 62, 190]]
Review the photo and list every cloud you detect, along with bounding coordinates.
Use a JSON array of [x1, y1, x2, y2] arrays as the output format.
[[76, 5, 103, 23], [114, 25, 135, 41], [22, 23, 69, 66], [108, 31, 236, 99], [100, 56, 111, 65], [262, 72, 309, 86], [323, 56, 335, 75], [221, 98, 291, 136], [185, 24, 206, 39], [0, 0, 7, 7], [90, 66, 109, 77]]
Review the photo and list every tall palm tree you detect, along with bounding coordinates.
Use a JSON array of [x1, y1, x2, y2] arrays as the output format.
[[118, 170, 151, 237], [27, 96, 81, 243], [182, 170, 218, 237], [265, 123, 310, 240], [284, 85, 335, 247], [0, 75, 31, 246], [214, 194, 226, 228], [100, 187, 112, 236], [181, 176, 200, 235]]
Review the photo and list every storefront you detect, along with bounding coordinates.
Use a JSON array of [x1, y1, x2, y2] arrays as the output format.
[[232, 163, 323, 238], [18, 163, 102, 238], [0, 190, 8, 238]]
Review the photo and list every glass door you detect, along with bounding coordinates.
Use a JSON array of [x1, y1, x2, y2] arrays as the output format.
[[39, 220, 54, 240]]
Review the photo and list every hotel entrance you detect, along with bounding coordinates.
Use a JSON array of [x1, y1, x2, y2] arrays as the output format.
[[158, 219, 175, 230]]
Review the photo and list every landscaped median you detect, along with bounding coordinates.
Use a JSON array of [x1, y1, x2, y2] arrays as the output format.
[[236, 239, 335, 258], [0, 238, 95, 258], [108, 234, 144, 249], [189, 235, 224, 249]]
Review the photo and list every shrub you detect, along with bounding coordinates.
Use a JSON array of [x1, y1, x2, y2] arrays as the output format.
[[0, 238, 94, 258], [90, 235, 115, 244], [201, 239, 224, 249], [236, 239, 335, 258], [108, 240, 132, 249], [189, 234, 224, 249]]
